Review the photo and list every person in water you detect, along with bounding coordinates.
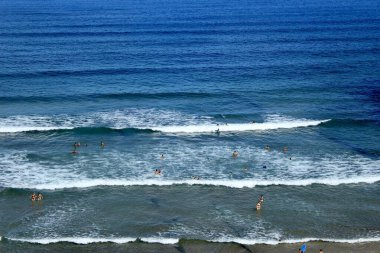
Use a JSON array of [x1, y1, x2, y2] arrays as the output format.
[[258, 195, 264, 203], [100, 141, 105, 148], [154, 169, 161, 175], [160, 154, 164, 159], [30, 192, 36, 201], [256, 201, 261, 210], [37, 192, 43, 201], [232, 150, 239, 158]]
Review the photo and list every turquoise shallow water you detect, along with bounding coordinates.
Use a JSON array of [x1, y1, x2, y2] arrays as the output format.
[[0, 0, 380, 250]]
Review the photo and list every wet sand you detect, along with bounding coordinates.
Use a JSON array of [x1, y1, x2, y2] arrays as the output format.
[[1, 238, 380, 253]]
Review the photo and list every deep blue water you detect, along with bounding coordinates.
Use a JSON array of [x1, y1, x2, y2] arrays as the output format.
[[0, 0, 379, 249]]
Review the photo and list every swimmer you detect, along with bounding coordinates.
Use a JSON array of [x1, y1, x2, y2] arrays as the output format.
[[30, 192, 36, 202], [264, 145, 270, 151], [258, 195, 264, 203], [263, 165, 267, 169], [232, 150, 239, 158], [71, 150, 78, 155], [100, 141, 105, 148], [37, 192, 43, 201], [160, 154, 164, 159], [216, 128, 220, 135], [289, 157, 292, 160], [154, 169, 161, 175], [256, 202, 261, 210]]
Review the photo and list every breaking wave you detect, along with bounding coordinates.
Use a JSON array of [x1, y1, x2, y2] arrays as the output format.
[[21, 176, 380, 190]]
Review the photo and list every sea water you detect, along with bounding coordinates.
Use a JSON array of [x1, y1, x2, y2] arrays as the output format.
[[0, 0, 379, 250]]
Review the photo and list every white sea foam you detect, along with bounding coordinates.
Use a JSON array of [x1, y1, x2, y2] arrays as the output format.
[[0, 126, 74, 133], [150, 120, 329, 133], [30, 175, 380, 190], [0, 111, 328, 133], [6, 236, 380, 245], [0, 109, 211, 133]]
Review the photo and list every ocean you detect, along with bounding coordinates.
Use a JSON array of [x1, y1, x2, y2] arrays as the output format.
[[0, 0, 379, 252]]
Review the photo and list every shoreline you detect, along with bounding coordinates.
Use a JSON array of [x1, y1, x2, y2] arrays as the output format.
[[1, 238, 380, 253]]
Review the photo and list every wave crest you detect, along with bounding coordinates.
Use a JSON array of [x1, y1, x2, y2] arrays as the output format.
[[24, 176, 380, 190]]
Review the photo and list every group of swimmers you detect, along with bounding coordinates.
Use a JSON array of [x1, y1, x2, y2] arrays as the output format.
[[30, 192, 43, 204], [71, 141, 105, 154]]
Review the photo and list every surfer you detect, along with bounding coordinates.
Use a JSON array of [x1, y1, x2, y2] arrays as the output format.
[[232, 150, 239, 158]]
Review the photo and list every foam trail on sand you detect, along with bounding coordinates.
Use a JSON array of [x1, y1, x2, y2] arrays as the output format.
[[6, 236, 380, 245], [7, 237, 179, 245], [29, 175, 380, 190]]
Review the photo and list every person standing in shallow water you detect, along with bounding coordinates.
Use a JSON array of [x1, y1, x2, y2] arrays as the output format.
[[100, 141, 105, 148], [37, 192, 43, 206], [30, 192, 36, 207], [30, 192, 36, 202]]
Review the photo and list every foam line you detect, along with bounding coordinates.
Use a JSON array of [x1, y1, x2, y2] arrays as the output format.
[[6, 236, 380, 245], [151, 120, 329, 133], [0, 126, 74, 133], [0, 120, 329, 133], [29, 175, 380, 190], [6, 237, 178, 245], [212, 237, 380, 245]]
